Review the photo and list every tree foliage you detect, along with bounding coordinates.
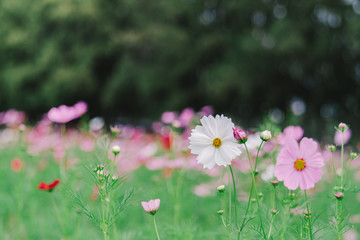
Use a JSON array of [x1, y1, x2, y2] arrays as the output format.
[[1, 0, 360, 130]]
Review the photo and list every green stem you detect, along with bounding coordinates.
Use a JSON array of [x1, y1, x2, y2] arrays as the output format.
[[331, 152, 337, 182], [340, 131, 344, 191], [153, 216, 161, 240], [228, 171, 232, 240], [102, 199, 108, 240], [304, 190, 313, 240], [254, 141, 264, 172], [244, 144, 267, 239], [239, 140, 265, 238], [229, 166, 239, 233], [267, 187, 276, 239], [239, 183, 253, 231], [51, 195, 66, 238], [174, 169, 184, 226]]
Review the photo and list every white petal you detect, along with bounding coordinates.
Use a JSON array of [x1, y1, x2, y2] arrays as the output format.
[[197, 145, 216, 168], [214, 149, 229, 166]]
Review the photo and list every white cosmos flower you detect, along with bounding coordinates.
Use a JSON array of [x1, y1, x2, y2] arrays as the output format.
[[188, 114, 242, 169]]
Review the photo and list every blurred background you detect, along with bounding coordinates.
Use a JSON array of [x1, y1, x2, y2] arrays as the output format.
[[1, 0, 360, 136]]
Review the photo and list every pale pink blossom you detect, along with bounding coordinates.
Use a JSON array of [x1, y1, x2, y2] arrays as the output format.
[[141, 199, 160, 215], [0, 109, 26, 128], [277, 126, 304, 145], [161, 111, 178, 124], [334, 128, 351, 146], [274, 137, 324, 190], [47, 101, 87, 123], [199, 106, 214, 117], [179, 108, 195, 127]]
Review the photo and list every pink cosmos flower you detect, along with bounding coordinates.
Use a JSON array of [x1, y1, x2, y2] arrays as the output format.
[[141, 199, 160, 215], [47, 101, 87, 123], [277, 126, 304, 145], [274, 137, 324, 190], [161, 112, 178, 124], [178, 108, 195, 127], [0, 109, 26, 128], [334, 128, 351, 146]]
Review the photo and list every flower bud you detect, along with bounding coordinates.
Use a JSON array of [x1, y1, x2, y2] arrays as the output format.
[[112, 145, 121, 155], [258, 192, 264, 199], [217, 185, 225, 193], [260, 130, 272, 141], [289, 193, 296, 200], [271, 209, 278, 215], [326, 144, 336, 152], [350, 152, 358, 160], [304, 210, 311, 218], [217, 210, 224, 215], [271, 180, 279, 187], [335, 192, 344, 200], [233, 128, 247, 144], [338, 122, 348, 132], [110, 125, 121, 136]]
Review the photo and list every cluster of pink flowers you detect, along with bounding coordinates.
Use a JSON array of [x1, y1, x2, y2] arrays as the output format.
[[1, 102, 358, 198]]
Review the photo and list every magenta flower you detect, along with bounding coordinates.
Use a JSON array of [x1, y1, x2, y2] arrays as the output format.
[[274, 137, 324, 190], [141, 199, 160, 215], [232, 127, 247, 143]]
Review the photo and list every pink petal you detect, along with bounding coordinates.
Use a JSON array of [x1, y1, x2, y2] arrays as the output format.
[[304, 167, 322, 183], [274, 163, 294, 181], [154, 199, 160, 210], [141, 201, 150, 212], [276, 148, 293, 164], [306, 153, 324, 168], [285, 139, 300, 159], [299, 137, 318, 160], [148, 200, 156, 211], [284, 170, 300, 190], [299, 172, 314, 190]]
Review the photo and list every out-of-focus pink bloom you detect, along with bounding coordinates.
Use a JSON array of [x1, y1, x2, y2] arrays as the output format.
[[0, 110, 26, 128], [200, 106, 214, 117], [53, 143, 65, 161], [274, 137, 324, 190], [193, 184, 212, 197], [161, 111, 178, 124], [152, 122, 163, 133], [47, 101, 87, 123], [179, 108, 195, 127], [146, 157, 167, 170], [79, 136, 95, 152], [277, 126, 304, 145], [11, 158, 25, 172], [73, 101, 87, 117], [334, 128, 351, 146], [141, 199, 160, 215]]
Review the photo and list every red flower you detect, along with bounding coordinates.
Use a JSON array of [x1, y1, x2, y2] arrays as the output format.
[[38, 179, 60, 192], [159, 131, 173, 151]]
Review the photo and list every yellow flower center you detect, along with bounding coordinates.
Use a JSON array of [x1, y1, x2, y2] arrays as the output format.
[[294, 158, 306, 171], [213, 138, 222, 148]]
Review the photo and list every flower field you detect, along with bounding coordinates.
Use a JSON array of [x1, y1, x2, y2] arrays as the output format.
[[1, 103, 360, 240]]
